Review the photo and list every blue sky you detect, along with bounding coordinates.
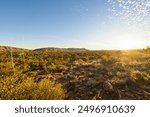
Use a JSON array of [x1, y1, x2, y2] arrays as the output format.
[[0, 0, 149, 49]]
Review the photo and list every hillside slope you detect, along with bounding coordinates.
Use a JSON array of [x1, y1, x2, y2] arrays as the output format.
[[34, 47, 88, 52], [0, 46, 29, 52]]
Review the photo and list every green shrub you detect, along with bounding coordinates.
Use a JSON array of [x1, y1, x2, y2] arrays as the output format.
[[131, 71, 150, 85], [0, 78, 65, 100]]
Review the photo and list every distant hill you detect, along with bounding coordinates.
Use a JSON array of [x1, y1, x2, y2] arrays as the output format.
[[0, 46, 29, 52], [33, 47, 88, 52], [0, 46, 88, 52]]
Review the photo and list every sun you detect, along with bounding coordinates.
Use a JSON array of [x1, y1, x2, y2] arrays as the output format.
[[117, 37, 142, 50], [118, 39, 142, 50]]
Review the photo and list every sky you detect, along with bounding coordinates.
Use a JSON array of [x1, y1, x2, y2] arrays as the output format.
[[0, 0, 150, 50]]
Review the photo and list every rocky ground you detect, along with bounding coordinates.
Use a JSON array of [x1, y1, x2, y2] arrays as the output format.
[[38, 59, 150, 100]]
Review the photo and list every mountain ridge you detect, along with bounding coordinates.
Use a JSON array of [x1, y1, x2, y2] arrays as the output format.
[[34, 47, 88, 52], [0, 46, 29, 51], [0, 46, 88, 52]]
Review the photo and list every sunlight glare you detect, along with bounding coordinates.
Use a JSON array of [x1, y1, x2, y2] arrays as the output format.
[[118, 39, 142, 50], [116, 35, 144, 50]]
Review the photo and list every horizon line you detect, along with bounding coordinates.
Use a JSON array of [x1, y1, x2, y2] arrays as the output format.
[[0, 45, 149, 51]]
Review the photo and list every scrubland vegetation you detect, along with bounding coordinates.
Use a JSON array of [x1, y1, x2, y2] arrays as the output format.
[[0, 48, 150, 100]]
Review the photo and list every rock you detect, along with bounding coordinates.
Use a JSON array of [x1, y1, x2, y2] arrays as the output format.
[[103, 80, 114, 92], [39, 74, 53, 79], [52, 73, 63, 79]]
